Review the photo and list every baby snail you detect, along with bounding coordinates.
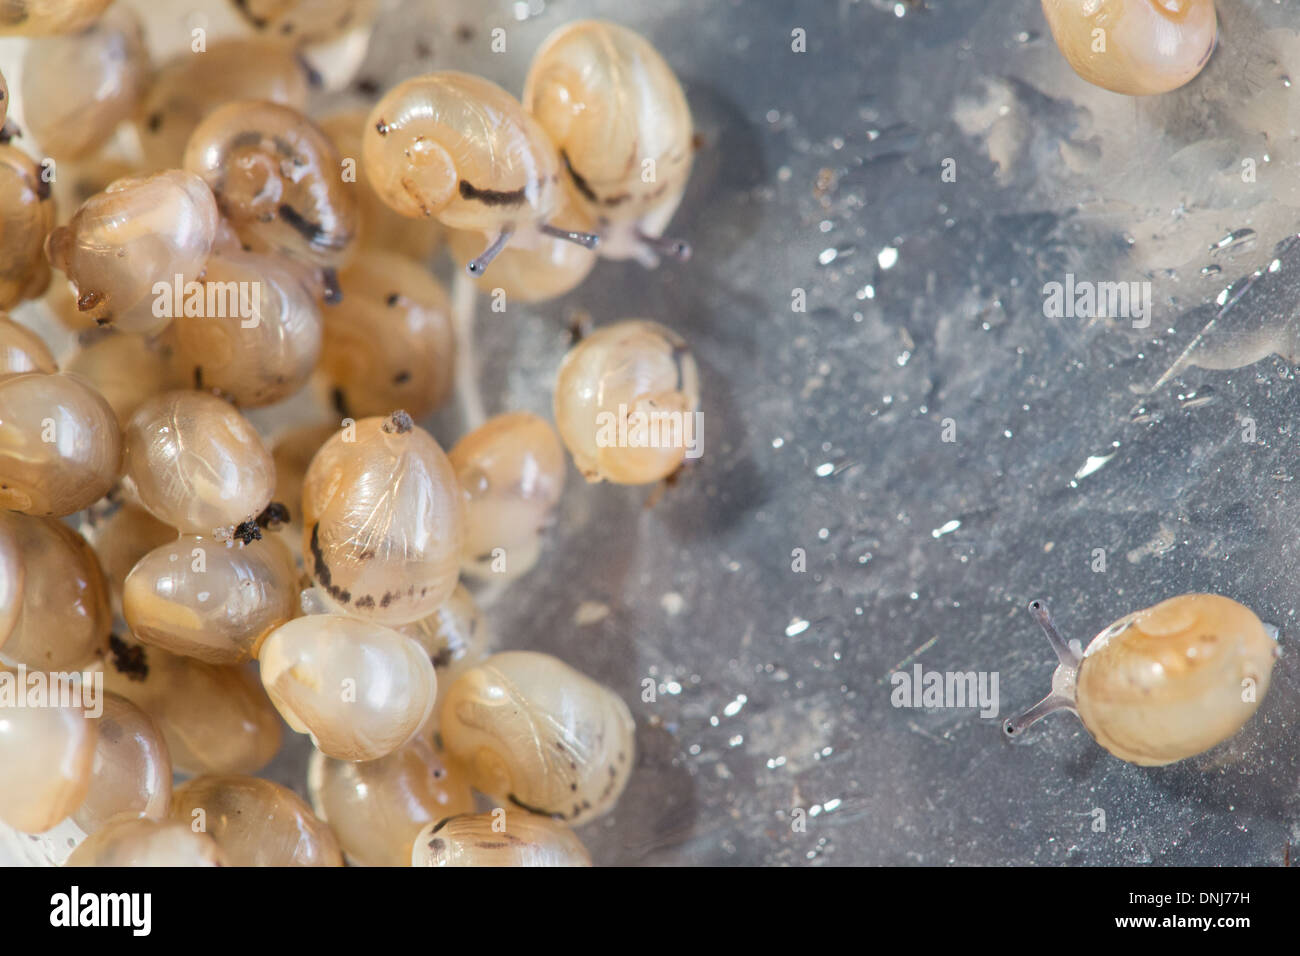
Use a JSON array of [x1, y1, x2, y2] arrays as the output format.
[[554, 319, 701, 484], [523, 19, 695, 267], [411, 811, 592, 868], [21, 2, 149, 160], [103, 635, 284, 776], [308, 736, 475, 867], [314, 251, 454, 420], [123, 533, 298, 665], [439, 651, 636, 827], [80, 500, 175, 614], [0, 513, 111, 672], [72, 692, 172, 835], [0, 517, 21, 645], [317, 110, 444, 262], [1004, 594, 1278, 766], [137, 38, 314, 170], [0, 371, 122, 517], [448, 411, 566, 581], [170, 774, 342, 867], [66, 818, 225, 867], [121, 391, 276, 538], [301, 412, 465, 625], [0, 145, 56, 310], [0, 687, 96, 833], [259, 614, 437, 761], [398, 582, 492, 694], [0, 314, 56, 377], [0, 0, 113, 36], [184, 100, 358, 300], [65, 330, 167, 427], [269, 420, 336, 554], [45, 169, 220, 334], [362, 71, 600, 277], [445, 182, 598, 303], [1040, 0, 1217, 96], [229, 0, 378, 46], [159, 248, 323, 408]]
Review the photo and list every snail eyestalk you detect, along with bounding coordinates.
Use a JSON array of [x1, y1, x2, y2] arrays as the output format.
[[1003, 600, 1082, 740], [539, 223, 600, 250], [636, 229, 692, 262], [466, 228, 514, 277]]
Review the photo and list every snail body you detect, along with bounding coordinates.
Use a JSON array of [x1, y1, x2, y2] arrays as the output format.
[[1005, 594, 1278, 765]]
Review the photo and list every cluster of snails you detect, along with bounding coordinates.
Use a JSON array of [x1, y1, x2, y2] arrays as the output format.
[[0, 2, 703, 867]]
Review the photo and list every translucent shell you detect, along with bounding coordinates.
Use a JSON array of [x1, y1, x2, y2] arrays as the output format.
[[446, 183, 597, 302], [0, 371, 122, 515], [316, 251, 454, 420], [122, 391, 275, 535], [0, 0, 113, 36], [448, 412, 565, 580], [398, 583, 491, 692], [137, 38, 312, 170], [0, 145, 56, 309], [81, 501, 176, 613], [308, 736, 475, 867], [103, 636, 283, 775], [231, 0, 378, 45], [0, 314, 56, 378], [301, 413, 465, 625], [159, 248, 323, 408], [0, 692, 96, 833], [123, 535, 297, 665], [170, 774, 342, 867], [65, 331, 166, 427], [184, 100, 358, 277], [362, 71, 560, 232], [524, 19, 693, 257], [259, 613, 437, 761], [72, 692, 172, 834], [411, 811, 592, 867], [0, 517, 21, 646], [65, 817, 225, 867], [317, 110, 444, 261], [554, 319, 700, 484], [0, 513, 110, 671], [439, 651, 636, 826], [45, 169, 220, 333], [270, 420, 335, 548], [1006, 594, 1278, 765], [1041, 0, 1217, 96], [21, 2, 149, 159]]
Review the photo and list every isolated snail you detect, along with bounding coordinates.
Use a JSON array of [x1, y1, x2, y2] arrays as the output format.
[[524, 19, 694, 266], [1004, 594, 1278, 765], [1040, 0, 1217, 96], [362, 71, 599, 277]]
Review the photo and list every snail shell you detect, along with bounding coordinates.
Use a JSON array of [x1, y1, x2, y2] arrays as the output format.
[[1005, 594, 1278, 765], [554, 319, 700, 484], [308, 736, 475, 867], [1041, 0, 1217, 96], [0, 145, 55, 309], [0, 512, 110, 672], [231, 0, 378, 46], [170, 774, 342, 866], [65, 817, 225, 867], [524, 19, 693, 258], [0, 314, 56, 378], [21, 2, 149, 159], [103, 635, 283, 776], [71, 692, 172, 835], [439, 651, 635, 826], [259, 614, 437, 761], [301, 412, 464, 625], [45, 169, 219, 333], [362, 71, 560, 234], [65, 330, 166, 427], [184, 100, 357, 276], [0, 517, 22, 647], [397, 582, 492, 694], [0, 690, 96, 833], [0, 0, 113, 36], [412, 811, 592, 867]]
